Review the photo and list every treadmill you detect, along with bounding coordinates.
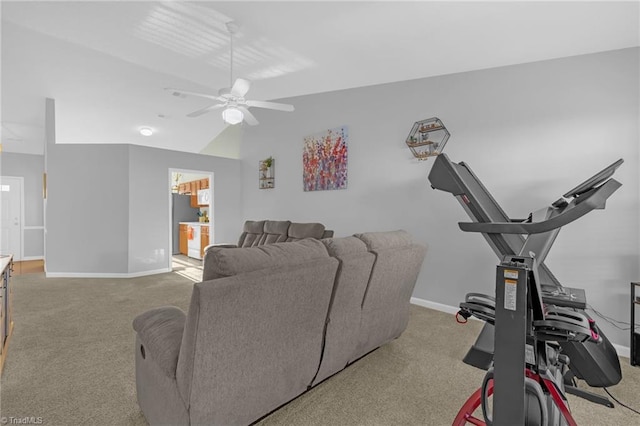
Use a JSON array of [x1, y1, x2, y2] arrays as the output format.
[[428, 153, 623, 405]]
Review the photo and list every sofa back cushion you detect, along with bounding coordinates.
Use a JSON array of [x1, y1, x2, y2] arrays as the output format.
[[286, 222, 326, 241], [235, 220, 328, 248], [203, 238, 328, 281], [313, 236, 376, 384], [260, 220, 292, 245], [351, 230, 427, 361], [236, 220, 266, 247], [176, 241, 338, 425]]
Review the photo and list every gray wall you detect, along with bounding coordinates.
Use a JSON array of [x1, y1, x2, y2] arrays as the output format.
[[128, 145, 242, 274], [1, 152, 45, 258], [240, 48, 639, 347], [45, 142, 243, 275], [46, 144, 130, 274]]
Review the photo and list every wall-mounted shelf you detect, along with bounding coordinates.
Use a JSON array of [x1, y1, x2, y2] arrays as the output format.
[[405, 117, 450, 160], [259, 157, 275, 189]]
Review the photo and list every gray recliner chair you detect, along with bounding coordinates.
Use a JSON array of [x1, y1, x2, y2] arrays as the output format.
[[133, 239, 339, 425]]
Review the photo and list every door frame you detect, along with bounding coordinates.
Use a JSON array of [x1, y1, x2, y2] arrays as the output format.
[[167, 168, 214, 271], [0, 176, 25, 261]]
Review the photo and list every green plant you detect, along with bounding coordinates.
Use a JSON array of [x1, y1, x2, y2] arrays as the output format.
[[264, 156, 273, 168]]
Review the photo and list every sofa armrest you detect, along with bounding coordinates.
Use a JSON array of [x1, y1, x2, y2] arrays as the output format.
[[204, 243, 238, 251], [133, 306, 186, 378]]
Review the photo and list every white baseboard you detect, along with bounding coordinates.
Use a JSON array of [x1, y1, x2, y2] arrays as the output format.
[[613, 344, 630, 359], [410, 296, 631, 359], [411, 297, 460, 315], [46, 268, 170, 279], [20, 256, 44, 261]]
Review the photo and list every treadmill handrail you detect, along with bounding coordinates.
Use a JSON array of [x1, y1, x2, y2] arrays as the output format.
[[459, 178, 622, 235]]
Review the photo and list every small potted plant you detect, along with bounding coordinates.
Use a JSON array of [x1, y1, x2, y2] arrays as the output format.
[[263, 156, 273, 178]]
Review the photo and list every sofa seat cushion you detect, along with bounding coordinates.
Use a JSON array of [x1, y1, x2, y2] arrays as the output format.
[[204, 238, 329, 280], [133, 306, 186, 378]]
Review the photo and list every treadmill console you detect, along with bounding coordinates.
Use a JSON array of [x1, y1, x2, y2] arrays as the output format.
[[562, 158, 623, 199]]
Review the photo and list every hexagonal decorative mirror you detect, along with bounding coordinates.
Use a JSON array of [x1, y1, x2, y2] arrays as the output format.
[[405, 117, 450, 160]]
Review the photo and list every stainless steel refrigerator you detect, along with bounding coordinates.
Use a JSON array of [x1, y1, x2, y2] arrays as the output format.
[[171, 194, 199, 254]]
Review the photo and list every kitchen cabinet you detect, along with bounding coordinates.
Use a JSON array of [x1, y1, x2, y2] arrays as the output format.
[[179, 223, 210, 260], [178, 179, 209, 195], [200, 225, 210, 258], [179, 224, 188, 255]]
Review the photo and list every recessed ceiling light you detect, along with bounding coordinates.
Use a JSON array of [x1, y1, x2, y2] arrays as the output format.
[[140, 127, 154, 136]]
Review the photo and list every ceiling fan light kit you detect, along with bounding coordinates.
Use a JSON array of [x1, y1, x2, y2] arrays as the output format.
[[166, 21, 294, 126], [222, 107, 243, 125]]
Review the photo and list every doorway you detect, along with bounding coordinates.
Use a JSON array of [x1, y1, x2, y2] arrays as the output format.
[[167, 168, 214, 280], [0, 176, 23, 261]]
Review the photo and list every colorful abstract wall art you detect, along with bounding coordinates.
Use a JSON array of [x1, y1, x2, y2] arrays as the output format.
[[302, 126, 348, 191]]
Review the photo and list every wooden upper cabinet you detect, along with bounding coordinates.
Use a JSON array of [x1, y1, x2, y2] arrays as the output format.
[[178, 178, 209, 195], [190, 194, 199, 208]]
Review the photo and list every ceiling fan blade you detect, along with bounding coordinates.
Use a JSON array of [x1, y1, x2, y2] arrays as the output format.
[[245, 100, 294, 112], [230, 78, 251, 98], [187, 103, 225, 118], [165, 88, 225, 102], [238, 106, 259, 126]]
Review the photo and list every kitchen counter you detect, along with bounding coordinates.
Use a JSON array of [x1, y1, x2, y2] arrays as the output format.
[[0, 255, 12, 275]]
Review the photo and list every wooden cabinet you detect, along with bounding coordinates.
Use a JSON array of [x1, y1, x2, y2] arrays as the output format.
[[1, 255, 14, 374], [190, 194, 199, 208], [179, 224, 188, 256], [200, 225, 210, 258], [178, 179, 209, 195]]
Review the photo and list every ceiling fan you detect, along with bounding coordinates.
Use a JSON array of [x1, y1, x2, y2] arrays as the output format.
[[166, 21, 294, 126]]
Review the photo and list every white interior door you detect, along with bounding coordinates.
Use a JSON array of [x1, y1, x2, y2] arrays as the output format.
[[0, 176, 23, 260]]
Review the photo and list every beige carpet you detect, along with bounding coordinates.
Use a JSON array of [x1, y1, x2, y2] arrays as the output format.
[[1, 272, 639, 425]]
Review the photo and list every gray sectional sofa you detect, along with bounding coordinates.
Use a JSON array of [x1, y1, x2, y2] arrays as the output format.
[[217, 220, 334, 248], [133, 230, 427, 425]]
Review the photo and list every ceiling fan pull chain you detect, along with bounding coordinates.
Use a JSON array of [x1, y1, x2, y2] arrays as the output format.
[[229, 26, 233, 87]]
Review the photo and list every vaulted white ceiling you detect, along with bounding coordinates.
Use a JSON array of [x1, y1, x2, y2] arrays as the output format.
[[2, 1, 639, 157]]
